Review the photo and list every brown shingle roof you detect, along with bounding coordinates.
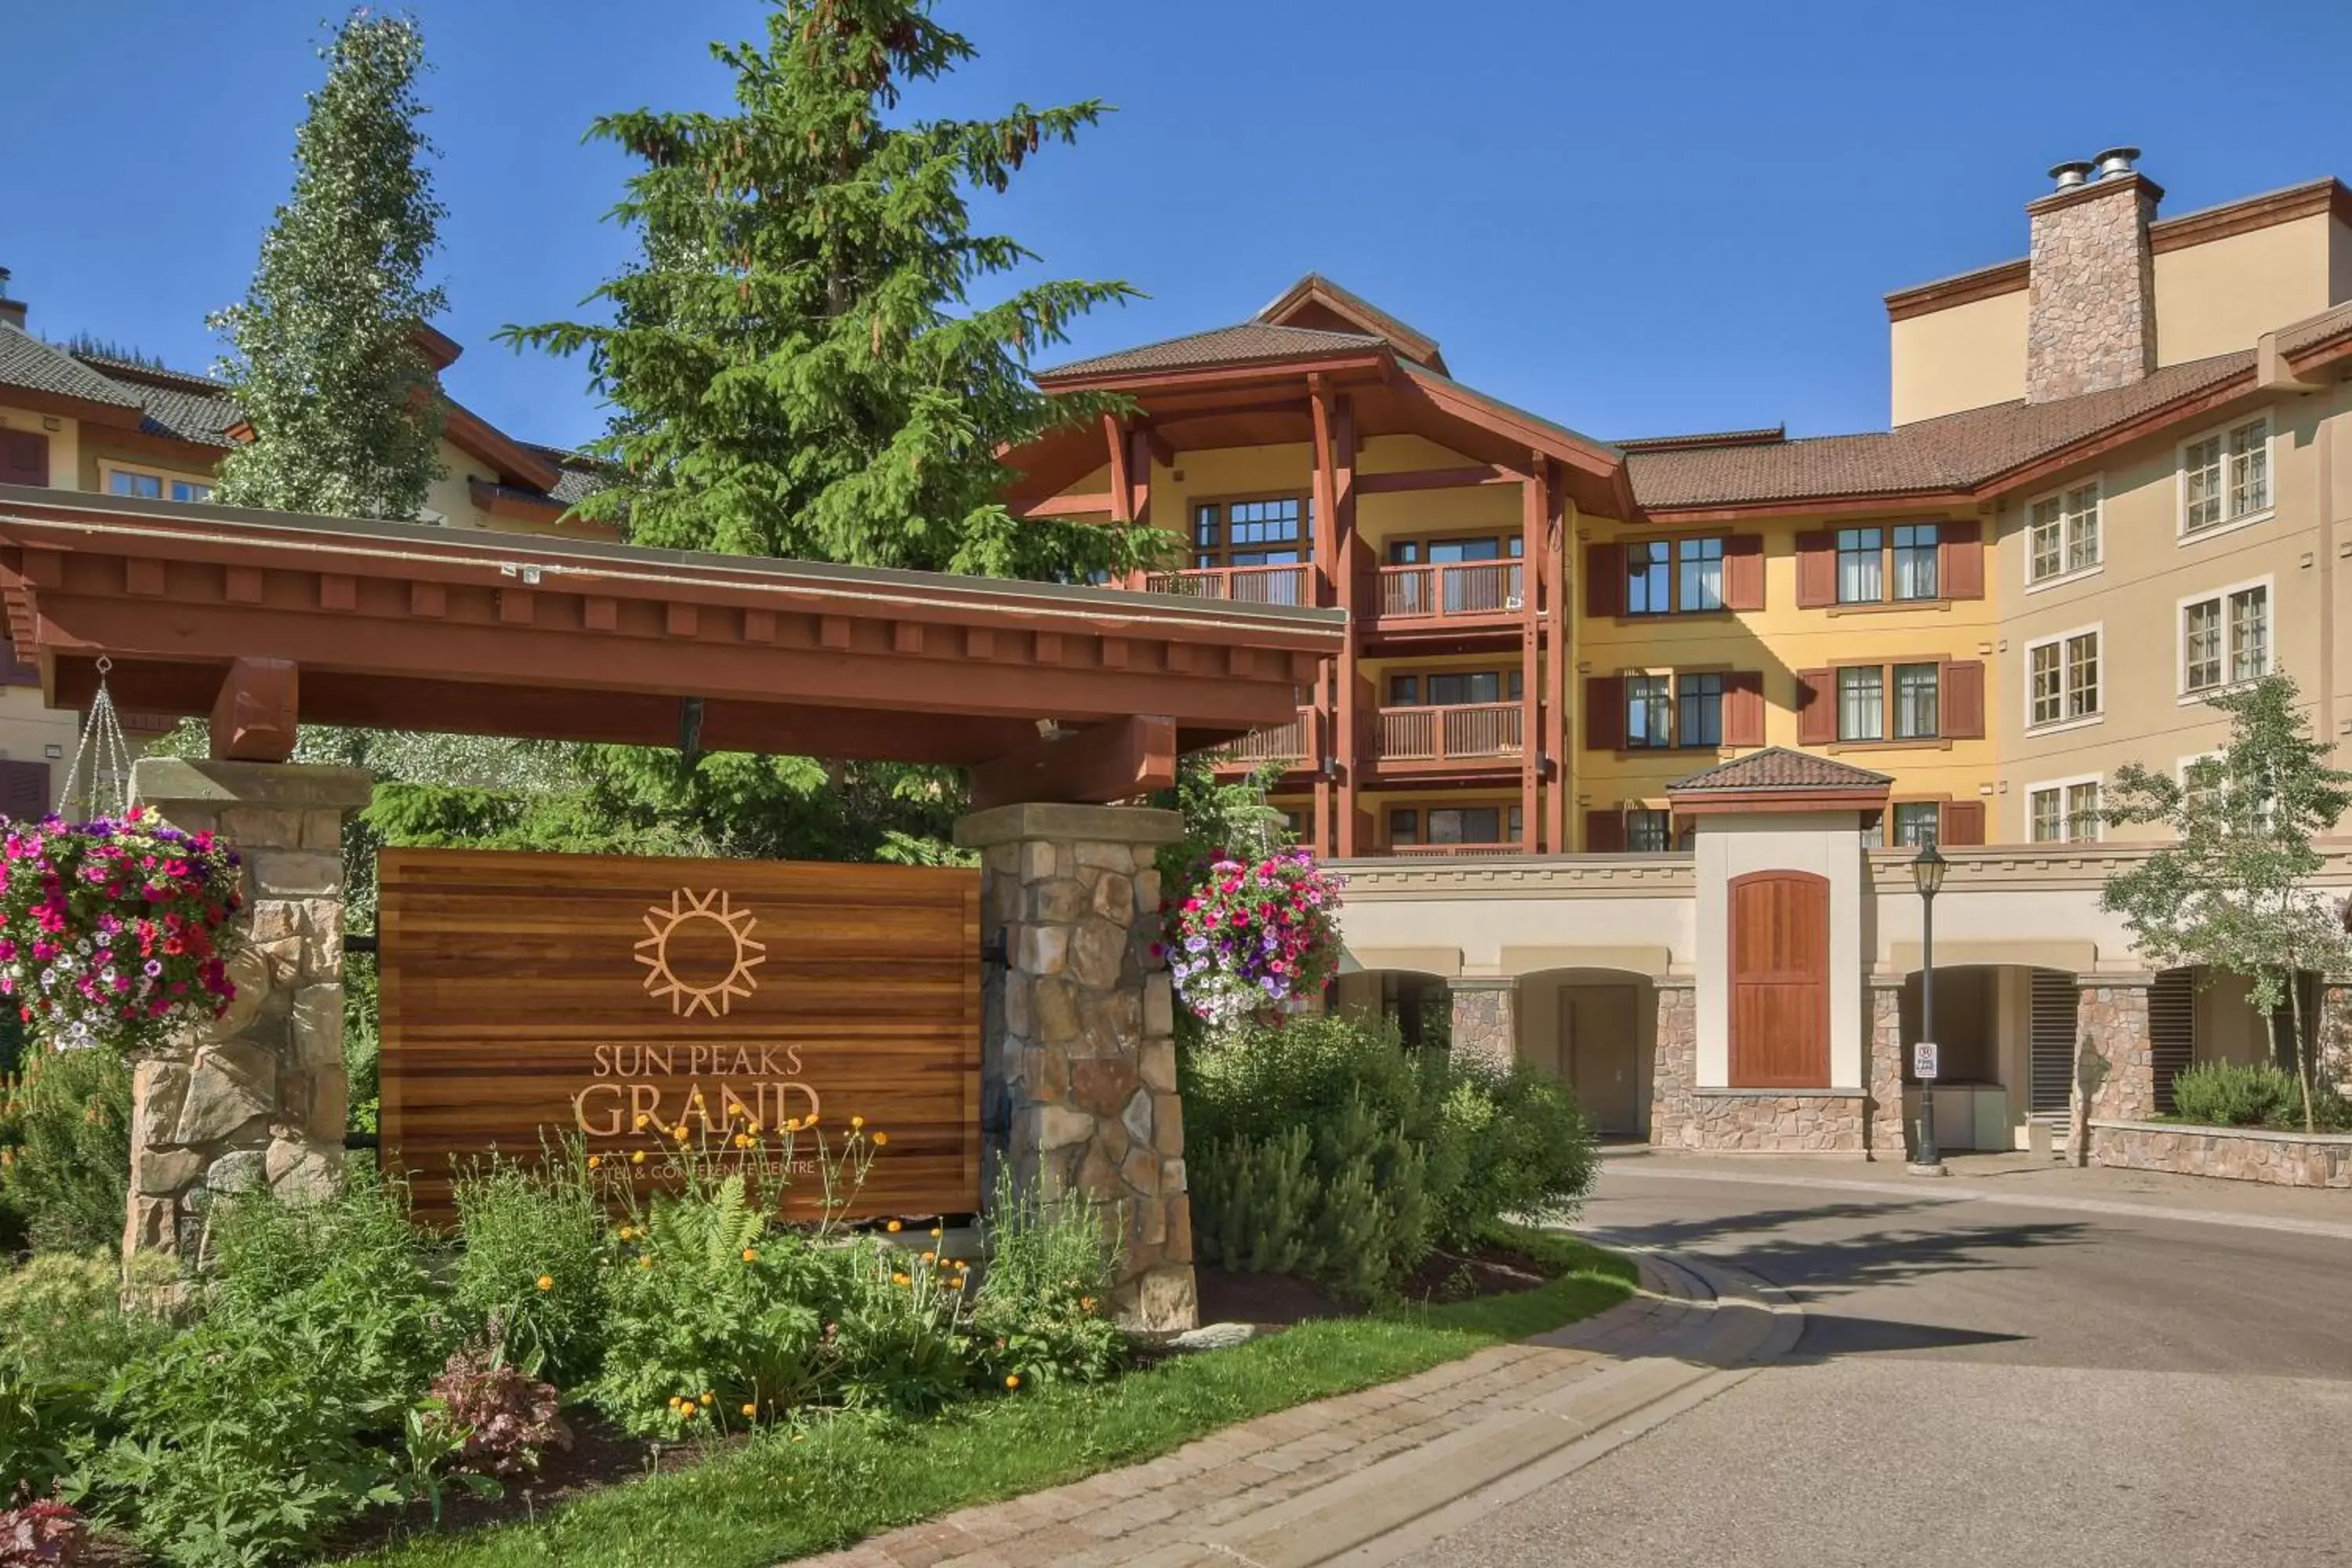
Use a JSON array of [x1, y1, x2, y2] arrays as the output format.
[[1036, 322, 1384, 382], [1668, 748, 1893, 794]]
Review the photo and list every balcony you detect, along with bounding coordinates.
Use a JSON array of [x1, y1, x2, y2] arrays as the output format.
[[1143, 564, 1311, 607], [1367, 561, 1526, 643], [1213, 708, 1311, 774], [1373, 702, 1524, 770], [1384, 841, 1524, 859]]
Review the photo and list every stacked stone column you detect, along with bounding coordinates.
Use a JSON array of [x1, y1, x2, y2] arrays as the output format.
[[1446, 978, 1517, 1070], [1648, 982, 1697, 1148], [953, 803, 1193, 1333], [2068, 975, 2155, 1163], [123, 758, 372, 1261], [2319, 978, 2352, 1094], [1866, 982, 1907, 1161]]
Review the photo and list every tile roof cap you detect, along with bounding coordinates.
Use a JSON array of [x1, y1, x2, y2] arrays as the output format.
[[1668, 747, 1894, 795], [1035, 321, 1385, 382]]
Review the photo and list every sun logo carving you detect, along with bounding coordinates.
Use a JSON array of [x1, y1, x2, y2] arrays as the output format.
[[635, 888, 768, 1018]]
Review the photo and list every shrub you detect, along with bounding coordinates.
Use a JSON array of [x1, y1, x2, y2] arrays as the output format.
[[426, 1345, 571, 1479], [2172, 1060, 2302, 1127], [1185, 1014, 1597, 1298], [76, 1179, 448, 1567], [0, 1498, 85, 1564], [970, 1180, 1124, 1388], [450, 1152, 604, 1384], [0, 1051, 132, 1256], [0, 1255, 171, 1501]]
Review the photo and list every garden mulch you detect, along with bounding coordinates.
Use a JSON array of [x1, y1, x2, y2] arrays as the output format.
[[1193, 1235, 1560, 1330]]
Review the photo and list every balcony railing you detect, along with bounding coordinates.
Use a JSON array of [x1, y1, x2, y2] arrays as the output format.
[[1143, 564, 1311, 607], [1375, 561, 1523, 621], [1216, 708, 1310, 768], [1374, 702, 1524, 763], [1385, 841, 1524, 858]]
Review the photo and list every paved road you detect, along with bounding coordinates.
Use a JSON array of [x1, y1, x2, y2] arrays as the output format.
[[1404, 1164, 2352, 1568]]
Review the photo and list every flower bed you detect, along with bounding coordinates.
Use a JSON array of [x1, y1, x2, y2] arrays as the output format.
[[2090, 1119, 2352, 1187]]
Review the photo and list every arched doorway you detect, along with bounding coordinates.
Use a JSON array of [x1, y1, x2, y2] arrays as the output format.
[[1517, 968, 1657, 1136]]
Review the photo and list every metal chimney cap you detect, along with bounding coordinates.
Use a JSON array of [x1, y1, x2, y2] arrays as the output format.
[[2092, 147, 2141, 179], [2049, 160, 2095, 191]]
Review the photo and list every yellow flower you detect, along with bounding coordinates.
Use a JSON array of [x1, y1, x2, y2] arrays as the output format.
[[733, 1133, 753, 1149], [587, 1155, 602, 1169], [618, 1225, 634, 1241], [871, 1131, 889, 1147], [1080, 1296, 1096, 1312], [673, 1124, 691, 1142], [667, 1397, 682, 1410], [1005, 1374, 1022, 1391], [639, 1255, 653, 1269], [930, 1226, 942, 1239], [679, 1404, 695, 1420], [885, 1219, 902, 1233], [850, 1115, 865, 1129], [699, 1392, 713, 1406], [633, 1113, 650, 1129], [806, 1112, 820, 1127], [920, 1251, 935, 1264], [631, 1150, 646, 1166], [741, 1403, 759, 1418], [746, 1120, 763, 1134], [535, 1275, 554, 1292], [742, 1247, 759, 1264], [786, 1117, 803, 1133], [891, 1272, 910, 1287]]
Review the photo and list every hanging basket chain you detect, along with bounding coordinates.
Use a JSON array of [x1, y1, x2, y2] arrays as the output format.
[[57, 657, 136, 823]]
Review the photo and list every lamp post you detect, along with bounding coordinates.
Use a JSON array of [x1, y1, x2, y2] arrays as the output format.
[[1910, 840, 1947, 1173]]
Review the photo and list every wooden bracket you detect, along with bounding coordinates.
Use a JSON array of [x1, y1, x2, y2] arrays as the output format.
[[967, 714, 1178, 811], [209, 656, 299, 763]]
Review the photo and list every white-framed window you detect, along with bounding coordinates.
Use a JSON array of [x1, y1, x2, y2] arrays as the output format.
[[1837, 665, 1884, 741], [1627, 808, 1673, 853], [2027, 776, 2103, 843], [2180, 579, 2271, 696], [1892, 662, 1940, 740], [2026, 480, 2101, 584], [1891, 801, 1942, 848], [103, 463, 213, 504], [2180, 414, 2271, 536], [2024, 626, 2101, 729], [1836, 527, 1884, 604]]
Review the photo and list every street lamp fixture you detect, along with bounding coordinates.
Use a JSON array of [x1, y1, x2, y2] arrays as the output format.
[[1910, 840, 1948, 1174]]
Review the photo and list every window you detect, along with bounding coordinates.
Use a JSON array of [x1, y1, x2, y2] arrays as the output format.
[[1678, 538, 1724, 612], [172, 480, 212, 503], [1388, 808, 1419, 847], [1392, 669, 1522, 706], [1892, 524, 1940, 601], [1387, 674, 1420, 706], [1280, 809, 1307, 839], [106, 466, 212, 504], [2027, 481, 2101, 583], [1677, 673, 1725, 748], [2183, 583, 2270, 694], [1838, 666, 1884, 742], [1626, 535, 1730, 615], [2028, 780, 2101, 843], [1892, 802, 1941, 848], [1388, 806, 1521, 848], [1627, 674, 1673, 749], [2027, 630, 2101, 728], [1892, 662, 1940, 740], [2182, 416, 2270, 534], [1836, 528, 1883, 604], [1627, 808, 1672, 853], [1192, 495, 1309, 569]]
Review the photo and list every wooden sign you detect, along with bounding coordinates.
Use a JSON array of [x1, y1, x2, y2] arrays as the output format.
[[378, 848, 982, 1222]]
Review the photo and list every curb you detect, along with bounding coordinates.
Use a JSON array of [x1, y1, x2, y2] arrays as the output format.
[[1610, 1162, 2352, 1243]]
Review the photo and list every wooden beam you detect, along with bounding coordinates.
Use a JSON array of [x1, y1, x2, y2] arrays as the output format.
[[967, 715, 1178, 811], [1013, 491, 1116, 521], [209, 656, 298, 764], [1103, 412, 1135, 525], [1520, 452, 1544, 855], [1333, 394, 1359, 860], [1139, 425, 1177, 471], [1125, 426, 1154, 525], [1353, 464, 1522, 495]]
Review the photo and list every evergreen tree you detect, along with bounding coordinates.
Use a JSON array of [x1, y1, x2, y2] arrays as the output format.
[[505, 0, 1146, 579], [210, 9, 447, 521]]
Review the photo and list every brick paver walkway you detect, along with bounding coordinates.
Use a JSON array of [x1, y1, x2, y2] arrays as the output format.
[[800, 1249, 1795, 1568]]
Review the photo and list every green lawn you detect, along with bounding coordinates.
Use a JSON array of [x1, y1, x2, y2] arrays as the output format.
[[336, 1229, 1636, 1568]]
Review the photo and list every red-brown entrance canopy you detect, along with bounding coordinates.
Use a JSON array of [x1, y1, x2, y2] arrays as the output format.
[[0, 487, 1345, 807]]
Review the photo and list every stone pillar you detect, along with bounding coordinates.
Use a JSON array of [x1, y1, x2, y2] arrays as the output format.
[[1867, 981, 1907, 1161], [2319, 978, 2352, 1094], [953, 803, 1192, 1333], [1446, 978, 1517, 1071], [1648, 981, 1697, 1148], [124, 758, 372, 1261], [2069, 975, 2155, 1164]]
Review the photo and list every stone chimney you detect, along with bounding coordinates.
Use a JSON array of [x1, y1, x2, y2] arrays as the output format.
[[2024, 147, 2160, 404], [0, 269, 24, 332]]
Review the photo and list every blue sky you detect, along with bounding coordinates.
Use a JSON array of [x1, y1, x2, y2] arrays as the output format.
[[5, 1, 2349, 453]]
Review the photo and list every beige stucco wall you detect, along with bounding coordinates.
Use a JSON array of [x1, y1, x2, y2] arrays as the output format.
[[0, 406, 79, 488], [1993, 380, 2350, 841], [0, 686, 77, 814], [2154, 213, 2339, 368], [1693, 813, 1867, 1090], [1332, 855, 1695, 979], [1890, 287, 2029, 425]]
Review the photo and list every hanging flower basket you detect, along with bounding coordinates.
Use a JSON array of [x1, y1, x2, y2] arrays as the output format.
[[1158, 848, 1344, 1028], [0, 808, 245, 1055]]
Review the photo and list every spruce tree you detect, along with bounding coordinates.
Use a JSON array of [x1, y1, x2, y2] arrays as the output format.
[[210, 9, 447, 521], [506, 0, 1144, 579]]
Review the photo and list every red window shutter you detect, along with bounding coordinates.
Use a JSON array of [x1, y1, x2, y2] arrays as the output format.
[[1795, 531, 1836, 608], [0, 430, 49, 488], [0, 760, 49, 823], [1584, 543, 1624, 618], [1795, 668, 1836, 746], [1940, 520, 1984, 601], [1583, 674, 1626, 750], [1941, 799, 1985, 847], [1722, 670, 1766, 747], [1584, 808, 1626, 852], [1941, 660, 1985, 739], [1722, 535, 1766, 611]]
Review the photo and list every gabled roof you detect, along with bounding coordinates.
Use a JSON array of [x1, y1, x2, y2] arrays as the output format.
[[0, 324, 145, 412], [1254, 274, 1446, 372], [1036, 322, 1385, 383], [1669, 747, 1893, 795]]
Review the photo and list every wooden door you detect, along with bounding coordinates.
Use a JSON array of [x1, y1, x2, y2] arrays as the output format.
[[1562, 989, 1639, 1133], [1729, 870, 1830, 1087]]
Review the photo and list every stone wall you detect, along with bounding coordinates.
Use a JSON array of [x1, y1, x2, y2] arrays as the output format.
[[953, 803, 1193, 1334], [1674, 1091, 1867, 1154], [2321, 981, 2352, 1092], [2091, 1120, 2352, 1189], [2025, 176, 2158, 403], [1867, 982, 1907, 1161], [2079, 979, 2156, 1121], [1447, 981, 1515, 1071], [125, 759, 372, 1261], [1648, 984, 1697, 1145]]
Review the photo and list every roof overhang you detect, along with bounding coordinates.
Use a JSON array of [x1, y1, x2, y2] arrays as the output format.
[[0, 487, 1345, 798], [1669, 786, 1893, 817], [443, 399, 563, 493]]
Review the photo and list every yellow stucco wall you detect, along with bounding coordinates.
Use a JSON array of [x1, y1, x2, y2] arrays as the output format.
[[0, 405, 80, 488], [2154, 213, 2339, 368], [1890, 289, 2029, 426]]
